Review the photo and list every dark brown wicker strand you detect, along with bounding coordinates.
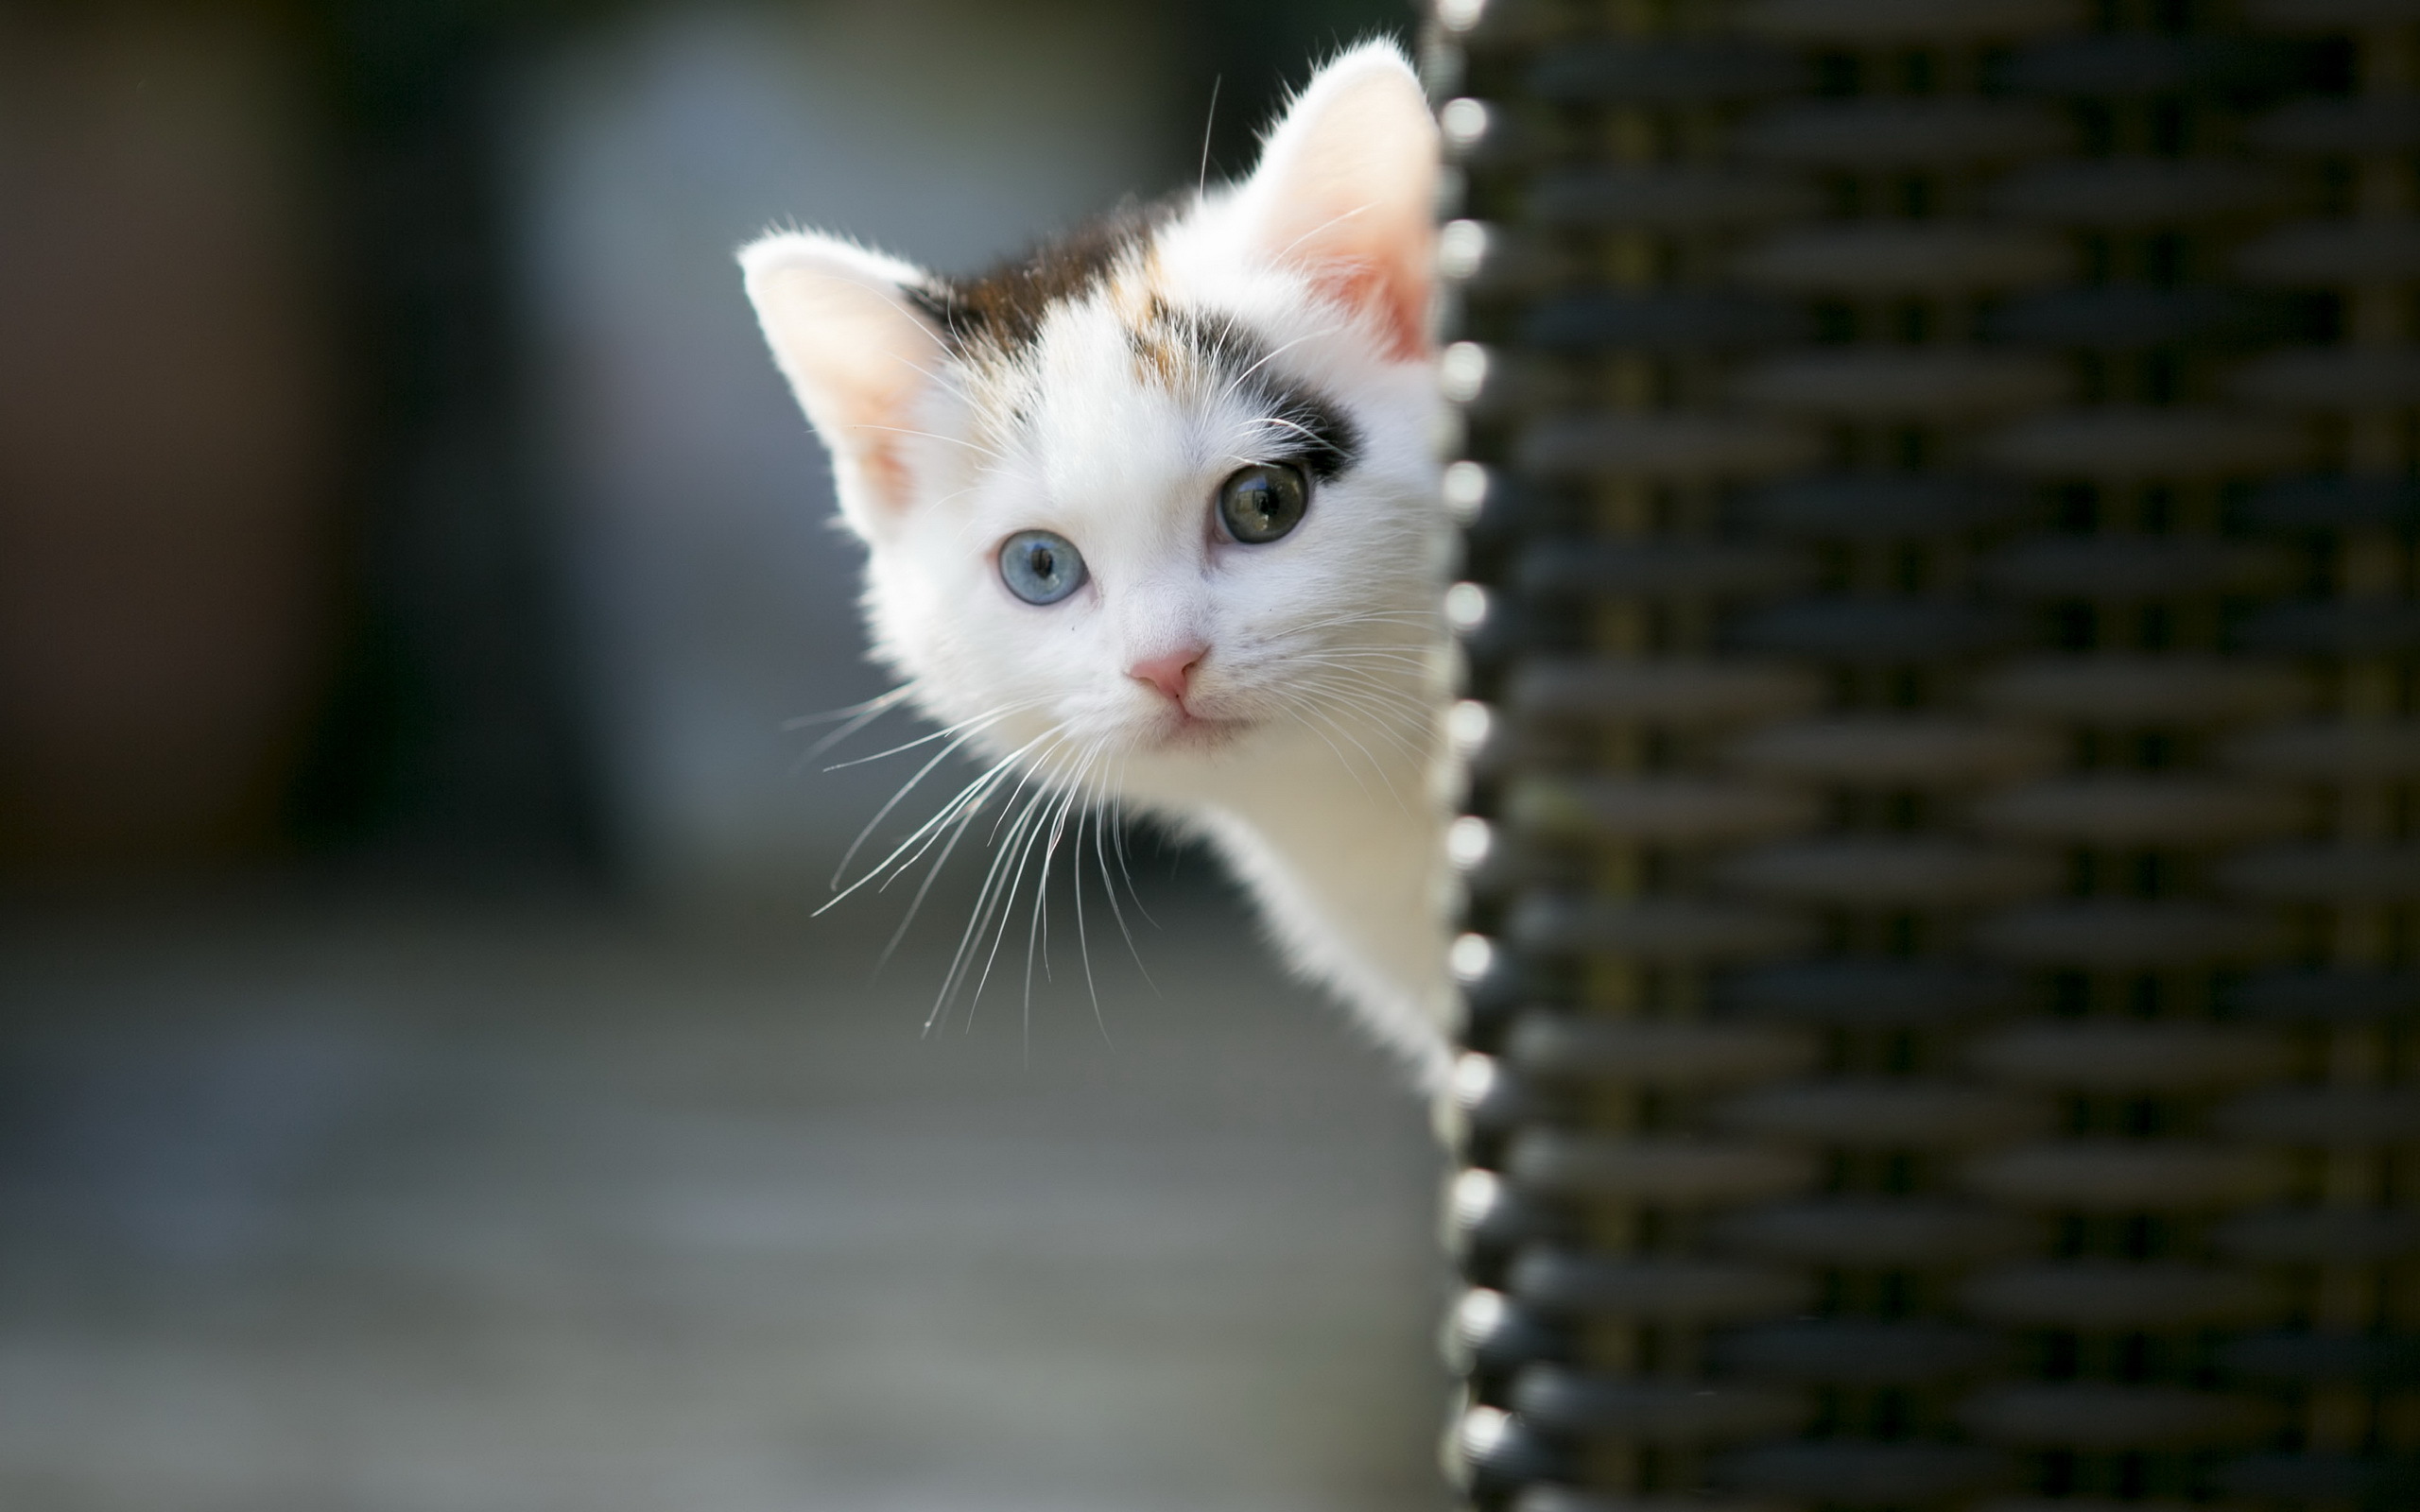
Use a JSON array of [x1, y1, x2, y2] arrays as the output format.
[[1430, 1, 2420, 1507]]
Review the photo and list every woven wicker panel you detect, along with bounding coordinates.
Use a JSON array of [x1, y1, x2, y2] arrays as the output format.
[[1427, 2, 2419, 1508]]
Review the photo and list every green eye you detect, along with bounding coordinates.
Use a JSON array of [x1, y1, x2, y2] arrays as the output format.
[[1218, 463, 1309, 544], [999, 529, 1087, 605]]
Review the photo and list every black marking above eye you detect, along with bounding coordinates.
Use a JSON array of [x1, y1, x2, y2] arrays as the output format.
[[1130, 304, 1362, 483], [1218, 464, 1309, 544], [998, 530, 1087, 604], [1259, 381, 1359, 483]]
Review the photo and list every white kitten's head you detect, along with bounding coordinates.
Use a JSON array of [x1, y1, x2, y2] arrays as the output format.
[[740, 43, 1443, 806]]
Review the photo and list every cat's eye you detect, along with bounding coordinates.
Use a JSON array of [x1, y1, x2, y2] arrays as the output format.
[[1218, 463, 1309, 544], [998, 529, 1088, 605]]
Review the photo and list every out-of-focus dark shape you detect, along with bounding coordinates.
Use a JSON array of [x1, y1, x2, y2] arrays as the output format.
[[288, 0, 616, 875], [0, 9, 337, 868]]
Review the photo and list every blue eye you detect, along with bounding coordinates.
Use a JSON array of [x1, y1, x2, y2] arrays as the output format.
[[998, 529, 1087, 605]]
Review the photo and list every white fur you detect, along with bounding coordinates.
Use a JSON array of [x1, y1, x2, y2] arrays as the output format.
[[742, 43, 1452, 1083]]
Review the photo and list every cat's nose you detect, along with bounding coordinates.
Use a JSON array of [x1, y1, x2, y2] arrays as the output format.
[[1129, 645, 1206, 703]]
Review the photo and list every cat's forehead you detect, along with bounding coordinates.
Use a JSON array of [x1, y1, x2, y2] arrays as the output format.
[[1035, 294, 1270, 430], [917, 211, 1361, 505], [1029, 293, 1362, 515]]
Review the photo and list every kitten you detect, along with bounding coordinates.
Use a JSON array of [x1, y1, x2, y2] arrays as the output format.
[[740, 43, 1453, 1084]]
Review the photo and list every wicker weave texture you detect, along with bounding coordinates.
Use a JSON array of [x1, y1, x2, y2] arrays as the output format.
[[1431, 2, 2420, 1508]]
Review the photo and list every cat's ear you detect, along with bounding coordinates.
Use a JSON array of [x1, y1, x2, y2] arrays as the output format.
[[1234, 42, 1440, 362], [740, 232, 949, 537]]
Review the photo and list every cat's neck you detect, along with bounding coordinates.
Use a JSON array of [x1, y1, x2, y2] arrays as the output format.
[[1125, 721, 1453, 1068]]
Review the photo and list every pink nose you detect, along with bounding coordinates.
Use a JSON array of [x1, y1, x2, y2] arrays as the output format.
[[1129, 645, 1206, 703]]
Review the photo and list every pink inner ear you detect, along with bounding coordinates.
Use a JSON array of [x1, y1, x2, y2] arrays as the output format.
[[823, 335, 942, 518], [742, 234, 953, 531], [855, 434, 911, 508], [1313, 251, 1430, 365], [1241, 52, 1440, 367]]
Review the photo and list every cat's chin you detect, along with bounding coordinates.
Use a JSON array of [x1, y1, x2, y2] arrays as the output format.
[[1139, 710, 1257, 756]]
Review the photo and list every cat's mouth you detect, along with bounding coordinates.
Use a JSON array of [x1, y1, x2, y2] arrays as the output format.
[[1145, 705, 1255, 752]]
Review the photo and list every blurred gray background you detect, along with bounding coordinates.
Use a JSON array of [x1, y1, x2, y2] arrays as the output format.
[[0, 2, 1447, 1508]]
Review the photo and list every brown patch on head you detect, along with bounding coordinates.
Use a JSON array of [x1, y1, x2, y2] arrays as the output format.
[[1125, 294, 1185, 387], [1123, 301, 1261, 398], [908, 197, 1174, 359]]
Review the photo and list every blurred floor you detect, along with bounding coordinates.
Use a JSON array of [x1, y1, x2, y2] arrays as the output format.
[[0, 880, 1449, 1512]]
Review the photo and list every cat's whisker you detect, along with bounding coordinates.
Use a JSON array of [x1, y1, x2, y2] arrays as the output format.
[[1018, 780, 1087, 1040], [1029, 753, 1093, 986], [1295, 640, 1437, 660], [1278, 622, 1439, 646], [1091, 763, 1160, 993], [920, 481, 993, 511], [831, 737, 981, 891], [821, 698, 1042, 771], [1235, 414, 1326, 453], [956, 767, 1075, 1034], [1020, 799, 1060, 1057], [874, 725, 1071, 975], [1281, 606, 1441, 632], [1271, 622, 1437, 651], [1294, 699, 1412, 809], [1288, 671, 1426, 729], [1209, 319, 1351, 412], [1267, 198, 1379, 267], [1277, 634, 1436, 660], [1288, 671, 1433, 706], [793, 701, 911, 769], [1196, 74, 1222, 199], [854, 421, 1009, 464], [1063, 786, 1107, 1002], [1066, 771, 1107, 1043], [984, 733, 1071, 847], [822, 760, 1006, 919], [1319, 699, 1433, 752], [1306, 658, 1432, 720], [828, 713, 1029, 889], [873, 776, 989, 974], [1282, 655, 1440, 706], [1263, 654, 1437, 711], [1289, 622, 1438, 644], [926, 759, 1056, 1034], [834, 702, 1051, 845], [863, 756, 1021, 896], [1106, 760, 1162, 934], [1262, 671, 1431, 789], [1278, 651, 1437, 685], [936, 724, 1092, 1028], [781, 682, 915, 733], [821, 723, 1060, 914], [1295, 689, 1431, 769], [843, 291, 982, 398], [1270, 700, 1381, 803], [1022, 747, 1107, 1051]]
